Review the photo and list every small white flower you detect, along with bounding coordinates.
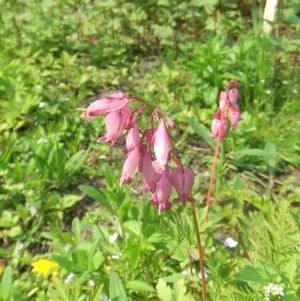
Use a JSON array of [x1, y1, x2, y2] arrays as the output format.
[[88, 280, 95, 287], [29, 206, 37, 216], [224, 237, 238, 249], [64, 273, 75, 284], [38, 102, 46, 108], [109, 232, 118, 244], [112, 252, 122, 260], [211, 246, 216, 252], [37, 137, 48, 145], [101, 293, 109, 301], [18, 243, 24, 251]]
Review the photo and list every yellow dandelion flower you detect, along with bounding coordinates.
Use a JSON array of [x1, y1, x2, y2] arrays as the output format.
[[31, 259, 59, 277], [0, 264, 4, 276]]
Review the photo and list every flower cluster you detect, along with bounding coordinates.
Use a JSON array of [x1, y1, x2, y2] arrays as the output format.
[[264, 283, 284, 301], [84, 92, 195, 214], [211, 80, 241, 140]]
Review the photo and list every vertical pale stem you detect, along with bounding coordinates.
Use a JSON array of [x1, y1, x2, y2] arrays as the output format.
[[263, 0, 279, 35], [190, 203, 208, 301]]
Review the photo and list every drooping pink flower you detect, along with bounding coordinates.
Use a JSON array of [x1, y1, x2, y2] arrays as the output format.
[[119, 106, 133, 130], [151, 170, 172, 214], [220, 119, 228, 139], [211, 111, 228, 140], [85, 92, 130, 121], [219, 91, 227, 110], [120, 146, 141, 185], [228, 88, 238, 105], [230, 105, 241, 129], [97, 111, 122, 146], [141, 148, 160, 192], [152, 119, 171, 172], [171, 166, 195, 203], [126, 122, 140, 151], [211, 111, 222, 139]]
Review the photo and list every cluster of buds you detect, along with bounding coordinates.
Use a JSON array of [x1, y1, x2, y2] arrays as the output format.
[[211, 80, 241, 140], [84, 92, 195, 214]]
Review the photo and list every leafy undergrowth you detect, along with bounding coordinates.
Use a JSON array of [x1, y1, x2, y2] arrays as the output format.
[[0, 1, 300, 300]]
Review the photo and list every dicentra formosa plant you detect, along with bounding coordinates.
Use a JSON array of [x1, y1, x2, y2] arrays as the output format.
[[83, 80, 241, 301]]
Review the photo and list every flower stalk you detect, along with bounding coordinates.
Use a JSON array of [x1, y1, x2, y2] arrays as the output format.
[[191, 203, 208, 301]]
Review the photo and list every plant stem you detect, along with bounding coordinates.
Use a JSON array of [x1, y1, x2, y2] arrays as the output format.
[[190, 203, 208, 301], [204, 126, 222, 223]]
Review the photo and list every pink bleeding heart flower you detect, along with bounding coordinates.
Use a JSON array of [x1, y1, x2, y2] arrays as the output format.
[[220, 119, 228, 139], [230, 105, 241, 129], [211, 111, 222, 139], [119, 106, 133, 130], [211, 111, 227, 140], [151, 170, 172, 214], [85, 92, 130, 121], [171, 166, 195, 203], [219, 91, 227, 110], [120, 145, 141, 185], [228, 88, 238, 105], [152, 119, 171, 172], [97, 110, 122, 146], [141, 147, 160, 192], [126, 122, 140, 151]]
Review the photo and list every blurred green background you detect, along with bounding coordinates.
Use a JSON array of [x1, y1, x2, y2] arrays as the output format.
[[0, 1, 299, 300]]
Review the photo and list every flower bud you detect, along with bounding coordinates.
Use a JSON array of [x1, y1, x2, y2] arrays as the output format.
[[171, 166, 195, 203]]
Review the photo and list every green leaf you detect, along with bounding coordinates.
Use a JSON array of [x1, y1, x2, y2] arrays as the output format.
[[156, 279, 172, 301], [235, 148, 265, 160], [109, 271, 127, 301], [235, 266, 265, 283], [79, 185, 112, 212], [174, 280, 187, 301], [264, 143, 277, 169], [1, 266, 13, 301], [61, 194, 82, 209], [126, 280, 155, 293], [188, 118, 215, 149], [72, 218, 81, 244]]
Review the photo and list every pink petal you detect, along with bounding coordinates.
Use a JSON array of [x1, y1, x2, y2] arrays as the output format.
[[120, 146, 141, 185], [97, 111, 122, 146], [230, 105, 241, 129], [171, 166, 194, 203], [153, 119, 171, 171], [85, 92, 129, 119], [126, 122, 140, 151], [228, 88, 238, 105]]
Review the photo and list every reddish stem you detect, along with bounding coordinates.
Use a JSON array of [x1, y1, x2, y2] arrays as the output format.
[[191, 203, 208, 301], [204, 111, 225, 223]]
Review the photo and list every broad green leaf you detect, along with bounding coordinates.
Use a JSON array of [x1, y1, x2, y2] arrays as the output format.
[[174, 280, 187, 301], [235, 148, 265, 160], [156, 279, 172, 301], [109, 271, 127, 301], [72, 218, 81, 244], [1, 266, 13, 301], [61, 194, 82, 209], [126, 280, 155, 293], [188, 118, 215, 149], [264, 143, 277, 169], [79, 185, 112, 212], [235, 266, 265, 283]]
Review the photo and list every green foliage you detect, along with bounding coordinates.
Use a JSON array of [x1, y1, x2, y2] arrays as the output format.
[[0, 0, 299, 300]]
